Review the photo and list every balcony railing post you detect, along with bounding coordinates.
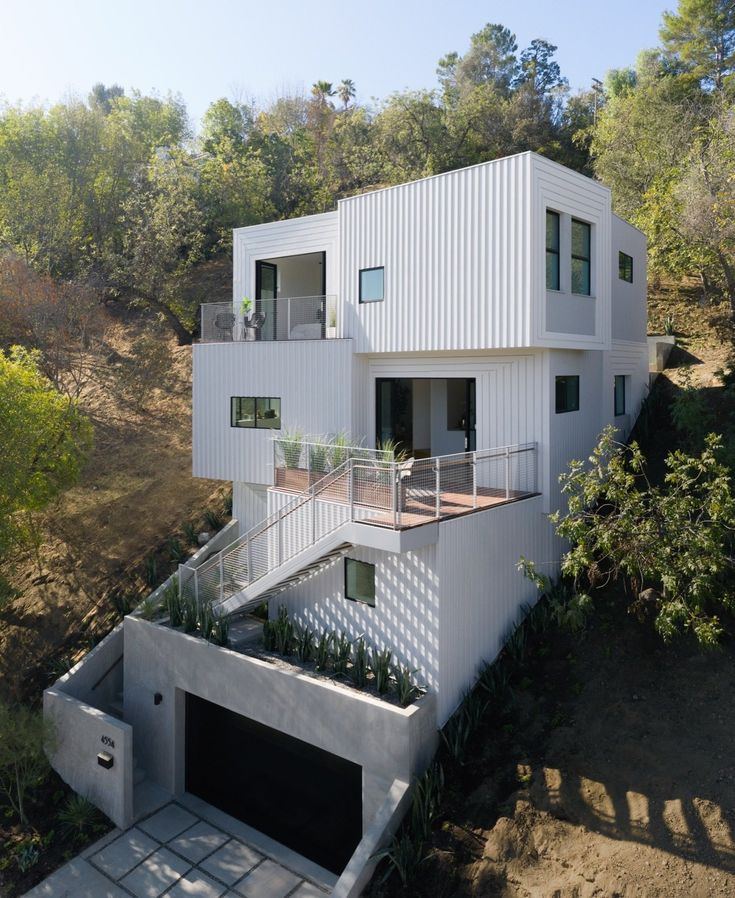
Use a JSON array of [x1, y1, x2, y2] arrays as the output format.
[[349, 460, 355, 521], [472, 453, 477, 509], [246, 538, 252, 584], [435, 458, 441, 519], [277, 515, 283, 566], [392, 463, 398, 529], [193, 566, 199, 604], [505, 447, 511, 500], [311, 494, 316, 543], [218, 553, 225, 603]]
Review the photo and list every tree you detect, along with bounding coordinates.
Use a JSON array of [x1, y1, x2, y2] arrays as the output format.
[[660, 0, 735, 90], [201, 97, 253, 158], [456, 23, 519, 95], [553, 427, 735, 646], [0, 702, 55, 824], [0, 346, 92, 555], [336, 79, 356, 110], [515, 39, 567, 95], [88, 82, 124, 114]]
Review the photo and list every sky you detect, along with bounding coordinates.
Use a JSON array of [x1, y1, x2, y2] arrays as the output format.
[[1, 0, 671, 129]]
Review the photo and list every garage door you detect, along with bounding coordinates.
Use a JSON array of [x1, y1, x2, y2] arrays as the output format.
[[185, 693, 362, 874]]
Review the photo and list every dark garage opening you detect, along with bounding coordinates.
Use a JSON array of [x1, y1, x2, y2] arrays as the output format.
[[185, 693, 363, 874]]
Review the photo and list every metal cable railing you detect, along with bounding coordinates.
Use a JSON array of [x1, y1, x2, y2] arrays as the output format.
[[188, 443, 537, 609]]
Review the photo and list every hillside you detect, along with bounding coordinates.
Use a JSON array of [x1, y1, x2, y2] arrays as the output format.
[[0, 264, 231, 704], [371, 286, 735, 898]]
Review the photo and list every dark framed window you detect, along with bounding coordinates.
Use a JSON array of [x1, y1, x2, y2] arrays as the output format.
[[618, 251, 633, 283], [231, 396, 281, 429], [546, 210, 560, 290], [555, 376, 580, 414], [359, 267, 384, 303], [344, 558, 375, 606], [614, 375, 626, 416], [571, 219, 591, 295]]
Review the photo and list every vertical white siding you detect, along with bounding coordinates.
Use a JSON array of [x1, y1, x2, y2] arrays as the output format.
[[364, 352, 540, 452], [274, 543, 441, 697], [437, 498, 554, 723], [532, 155, 612, 349], [233, 212, 339, 309], [611, 215, 648, 344], [192, 340, 355, 484], [233, 482, 268, 534], [339, 153, 533, 352]]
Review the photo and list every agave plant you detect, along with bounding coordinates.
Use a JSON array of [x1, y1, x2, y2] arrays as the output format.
[[314, 630, 333, 670], [294, 622, 315, 662], [332, 632, 351, 675], [350, 638, 368, 687], [393, 665, 421, 707], [210, 610, 230, 647], [369, 648, 393, 694]]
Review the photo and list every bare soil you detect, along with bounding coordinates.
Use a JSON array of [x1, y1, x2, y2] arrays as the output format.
[[372, 282, 735, 898]]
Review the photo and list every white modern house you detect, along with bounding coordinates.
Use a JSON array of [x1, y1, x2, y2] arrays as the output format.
[[44, 151, 648, 895]]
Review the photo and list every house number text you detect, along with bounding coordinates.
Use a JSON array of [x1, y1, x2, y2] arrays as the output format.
[[101, 735, 115, 749]]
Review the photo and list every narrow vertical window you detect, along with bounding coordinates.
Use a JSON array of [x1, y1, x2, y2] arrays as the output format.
[[546, 211, 560, 290], [555, 376, 580, 413], [614, 375, 626, 416], [571, 219, 591, 295], [618, 251, 633, 282], [344, 558, 376, 606]]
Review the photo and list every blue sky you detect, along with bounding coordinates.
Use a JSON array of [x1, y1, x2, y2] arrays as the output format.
[[1, 0, 670, 129]]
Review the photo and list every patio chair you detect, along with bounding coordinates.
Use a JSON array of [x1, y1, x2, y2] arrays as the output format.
[[244, 311, 266, 341], [214, 311, 236, 341]]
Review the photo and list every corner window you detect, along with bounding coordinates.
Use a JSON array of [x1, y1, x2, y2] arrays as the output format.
[[359, 267, 384, 303], [618, 251, 633, 283], [571, 219, 591, 296], [231, 396, 281, 429], [614, 375, 626, 416], [344, 558, 375, 606], [546, 211, 560, 290], [555, 376, 579, 414]]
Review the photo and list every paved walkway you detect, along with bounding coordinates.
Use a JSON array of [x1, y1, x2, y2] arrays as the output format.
[[25, 795, 334, 898]]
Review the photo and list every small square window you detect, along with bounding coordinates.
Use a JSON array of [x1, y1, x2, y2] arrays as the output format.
[[359, 267, 384, 303], [231, 396, 281, 429], [618, 252, 633, 283], [555, 376, 580, 414], [614, 375, 626, 416], [344, 558, 375, 606]]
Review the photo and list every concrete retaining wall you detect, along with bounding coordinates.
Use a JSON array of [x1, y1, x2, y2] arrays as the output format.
[[54, 624, 123, 716], [123, 616, 437, 830], [44, 688, 133, 828]]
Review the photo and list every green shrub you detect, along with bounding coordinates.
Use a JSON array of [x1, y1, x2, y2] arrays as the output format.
[[369, 648, 393, 694], [183, 522, 198, 546], [308, 440, 329, 474], [393, 665, 421, 707], [332, 632, 351, 675], [411, 763, 444, 842], [204, 509, 223, 531], [350, 638, 368, 687], [182, 594, 198, 633], [198, 602, 214, 640], [373, 828, 426, 887], [0, 703, 55, 824], [294, 623, 314, 662], [279, 431, 304, 468], [57, 794, 104, 841], [14, 840, 40, 872], [163, 580, 182, 627], [211, 612, 230, 647], [168, 538, 186, 563], [314, 631, 333, 670], [144, 555, 158, 587]]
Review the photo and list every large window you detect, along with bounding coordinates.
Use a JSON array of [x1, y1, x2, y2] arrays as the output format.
[[231, 396, 281, 429], [555, 376, 580, 414], [571, 219, 591, 295], [546, 210, 560, 290], [618, 251, 633, 283], [614, 375, 626, 416], [344, 558, 375, 606], [359, 267, 384, 303]]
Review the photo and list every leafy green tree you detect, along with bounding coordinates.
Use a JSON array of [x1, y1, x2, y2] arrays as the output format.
[[553, 427, 735, 646], [0, 702, 55, 824], [456, 23, 519, 95], [201, 97, 253, 158], [660, 0, 735, 90], [0, 346, 92, 554], [515, 39, 567, 94]]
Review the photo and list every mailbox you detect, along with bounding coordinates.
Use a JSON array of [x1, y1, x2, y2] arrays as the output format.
[[97, 751, 114, 769]]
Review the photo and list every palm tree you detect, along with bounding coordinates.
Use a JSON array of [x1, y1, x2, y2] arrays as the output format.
[[311, 81, 335, 109], [336, 79, 356, 110]]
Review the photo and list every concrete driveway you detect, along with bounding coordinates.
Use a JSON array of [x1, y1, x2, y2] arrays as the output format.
[[24, 794, 335, 898]]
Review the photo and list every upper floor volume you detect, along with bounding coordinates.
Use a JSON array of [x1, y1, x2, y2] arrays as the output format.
[[198, 151, 646, 355]]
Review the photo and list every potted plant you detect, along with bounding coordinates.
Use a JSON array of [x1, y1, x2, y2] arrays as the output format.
[[326, 306, 337, 339], [240, 297, 254, 341], [276, 431, 308, 491]]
